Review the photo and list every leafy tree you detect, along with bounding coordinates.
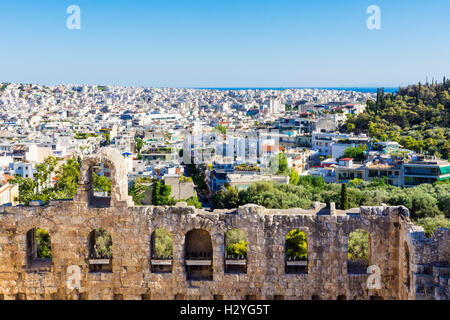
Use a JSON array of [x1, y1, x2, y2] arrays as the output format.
[[152, 181, 173, 205], [285, 229, 307, 259], [349, 178, 364, 187], [416, 215, 450, 238], [11, 176, 37, 205], [289, 169, 300, 185], [11, 156, 81, 205], [54, 156, 80, 199], [186, 196, 202, 209], [92, 228, 112, 259], [36, 228, 52, 259], [369, 177, 387, 188], [348, 230, 368, 261], [226, 229, 247, 257], [135, 137, 144, 153], [278, 154, 289, 174], [214, 185, 239, 209], [93, 172, 111, 196], [346, 123, 356, 132], [237, 181, 312, 209], [186, 162, 208, 193], [34, 156, 58, 193], [342, 146, 366, 162], [214, 124, 227, 135], [153, 229, 173, 257], [297, 175, 326, 190], [226, 241, 247, 257], [102, 132, 110, 145], [129, 180, 150, 205], [268, 153, 289, 175]]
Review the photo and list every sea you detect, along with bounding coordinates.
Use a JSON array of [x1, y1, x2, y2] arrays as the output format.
[[196, 87, 399, 94]]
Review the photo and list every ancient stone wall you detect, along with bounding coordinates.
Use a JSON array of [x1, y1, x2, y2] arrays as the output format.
[[1, 201, 447, 300], [0, 148, 447, 300]]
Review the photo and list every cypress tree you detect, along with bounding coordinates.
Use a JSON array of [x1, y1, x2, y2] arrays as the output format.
[[340, 183, 349, 210], [152, 181, 161, 205]]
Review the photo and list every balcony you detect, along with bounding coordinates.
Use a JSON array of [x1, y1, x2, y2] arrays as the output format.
[[225, 254, 247, 273], [151, 255, 173, 273], [185, 252, 212, 266], [285, 256, 308, 274], [88, 252, 112, 272]]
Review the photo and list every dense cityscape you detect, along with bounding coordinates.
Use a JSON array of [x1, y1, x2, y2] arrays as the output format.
[[0, 0, 449, 305], [0, 82, 448, 231]]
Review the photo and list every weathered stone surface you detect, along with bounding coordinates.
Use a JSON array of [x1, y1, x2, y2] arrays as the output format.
[[0, 151, 448, 300]]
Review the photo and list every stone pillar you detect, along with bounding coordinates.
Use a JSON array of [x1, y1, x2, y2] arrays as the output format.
[[330, 202, 336, 216]]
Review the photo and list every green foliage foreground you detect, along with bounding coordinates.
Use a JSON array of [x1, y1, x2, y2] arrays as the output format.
[[214, 178, 450, 242], [226, 229, 247, 257], [153, 228, 173, 258], [36, 228, 52, 259]]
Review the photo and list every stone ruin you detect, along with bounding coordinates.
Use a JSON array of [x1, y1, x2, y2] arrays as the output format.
[[0, 147, 448, 300]]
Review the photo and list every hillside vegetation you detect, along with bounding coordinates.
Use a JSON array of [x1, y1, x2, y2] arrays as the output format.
[[345, 79, 450, 159]]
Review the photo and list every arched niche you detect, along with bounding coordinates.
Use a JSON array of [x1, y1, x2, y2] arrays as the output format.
[[347, 229, 371, 274], [88, 228, 113, 272], [225, 228, 247, 273], [150, 228, 173, 273], [75, 147, 132, 207], [185, 229, 213, 280], [285, 229, 308, 274], [26, 228, 52, 269]]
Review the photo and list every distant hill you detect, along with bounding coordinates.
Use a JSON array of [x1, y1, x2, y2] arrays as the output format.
[[344, 78, 450, 159]]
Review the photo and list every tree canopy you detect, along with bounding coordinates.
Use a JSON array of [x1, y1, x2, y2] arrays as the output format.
[[212, 177, 450, 238], [344, 80, 450, 159]]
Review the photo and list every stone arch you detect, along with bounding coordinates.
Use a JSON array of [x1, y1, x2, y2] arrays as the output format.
[[185, 229, 213, 280], [285, 228, 308, 274], [88, 228, 113, 272], [225, 228, 247, 273], [347, 228, 371, 274], [26, 227, 52, 268], [151, 228, 173, 273], [75, 147, 132, 207]]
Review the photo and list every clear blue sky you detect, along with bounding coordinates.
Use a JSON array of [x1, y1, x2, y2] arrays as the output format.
[[0, 0, 449, 87]]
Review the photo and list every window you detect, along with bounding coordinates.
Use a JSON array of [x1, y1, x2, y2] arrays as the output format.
[[347, 229, 370, 274], [285, 229, 308, 274], [185, 229, 213, 281], [151, 228, 173, 273], [225, 229, 247, 274], [26, 228, 52, 269], [91, 164, 112, 205], [88, 228, 112, 272]]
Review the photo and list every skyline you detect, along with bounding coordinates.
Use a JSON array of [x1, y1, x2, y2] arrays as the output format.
[[0, 0, 449, 87]]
